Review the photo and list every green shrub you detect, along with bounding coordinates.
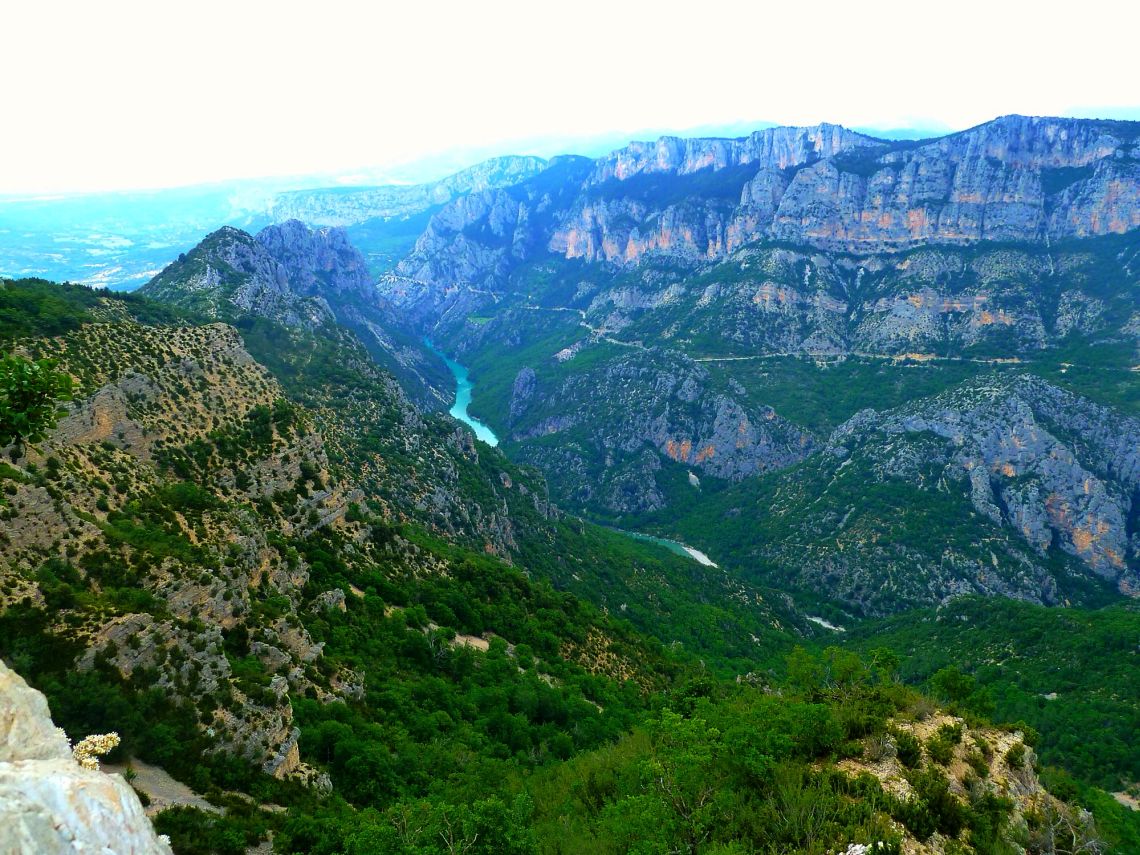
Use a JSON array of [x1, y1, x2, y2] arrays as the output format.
[[926, 734, 955, 766], [894, 730, 922, 768], [965, 749, 989, 778], [1006, 742, 1026, 768]]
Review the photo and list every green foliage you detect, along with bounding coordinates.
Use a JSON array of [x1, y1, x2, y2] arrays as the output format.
[[847, 598, 1140, 790], [0, 278, 100, 341], [903, 767, 969, 840], [0, 277, 189, 342], [3, 274, 1135, 855], [154, 806, 265, 855], [0, 353, 72, 448], [926, 732, 956, 766], [520, 674, 907, 855], [930, 667, 978, 705], [893, 730, 922, 769], [1005, 743, 1026, 769]]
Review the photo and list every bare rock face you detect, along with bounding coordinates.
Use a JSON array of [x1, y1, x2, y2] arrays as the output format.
[[507, 348, 814, 515], [0, 660, 173, 855], [140, 225, 320, 324], [587, 123, 876, 184], [255, 219, 377, 305], [268, 155, 549, 227], [392, 156, 595, 303], [384, 116, 1140, 302], [825, 374, 1140, 594]]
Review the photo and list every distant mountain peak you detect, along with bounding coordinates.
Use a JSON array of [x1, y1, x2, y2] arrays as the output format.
[[141, 220, 375, 326]]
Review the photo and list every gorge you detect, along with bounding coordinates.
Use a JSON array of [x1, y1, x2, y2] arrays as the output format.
[[2, 112, 1139, 855]]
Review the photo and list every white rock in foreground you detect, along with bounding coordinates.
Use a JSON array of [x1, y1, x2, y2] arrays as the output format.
[[0, 659, 173, 854]]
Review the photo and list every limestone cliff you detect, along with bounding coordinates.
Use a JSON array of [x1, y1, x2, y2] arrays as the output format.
[[710, 373, 1140, 613], [255, 218, 377, 305], [0, 659, 173, 854], [586, 123, 876, 184], [827, 375, 1140, 587], [504, 347, 814, 515], [141, 219, 380, 325], [385, 115, 1140, 296]]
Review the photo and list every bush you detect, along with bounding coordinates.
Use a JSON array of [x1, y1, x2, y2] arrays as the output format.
[[1006, 742, 1026, 768], [893, 730, 922, 768], [907, 767, 968, 838], [926, 734, 955, 766], [965, 749, 989, 778]]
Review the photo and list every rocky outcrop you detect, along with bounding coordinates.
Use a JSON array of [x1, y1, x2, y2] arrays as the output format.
[[0, 660, 173, 855], [714, 373, 1140, 613], [506, 347, 813, 515], [395, 156, 594, 291], [839, 711, 1088, 855], [553, 117, 1140, 263], [140, 225, 324, 324], [256, 219, 377, 305], [1048, 157, 1140, 238], [587, 123, 877, 184], [141, 219, 378, 324], [828, 375, 1140, 586]]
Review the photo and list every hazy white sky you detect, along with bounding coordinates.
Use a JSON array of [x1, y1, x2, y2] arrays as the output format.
[[4, 0, 1139, 194]]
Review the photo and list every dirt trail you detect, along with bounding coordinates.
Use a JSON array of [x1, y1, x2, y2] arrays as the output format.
[[103, 758, 222, 817]]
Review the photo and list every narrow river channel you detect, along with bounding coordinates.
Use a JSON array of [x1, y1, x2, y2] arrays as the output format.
[[424, 338, 499, 446], [426, 340, 721, 567]]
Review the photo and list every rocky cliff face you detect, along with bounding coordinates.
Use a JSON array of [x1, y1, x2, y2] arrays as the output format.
[[586, 123, 876, 183], [707, 373, 1140, 614], [554, 116, 1140, 264], [372, 118, 1140, 579], [255, 219, 376, 304], [831, 374, 1140, 586], [0, 660, 173, 854], [383, 116, 1140, 297], [505, 347, 814, 515], [141, 225, 323, 324], [141, 220, 379, 326], [393, 156, 595, 291], [141, 219, 463, 407]]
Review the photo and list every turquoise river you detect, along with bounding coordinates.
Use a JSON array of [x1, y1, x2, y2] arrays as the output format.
[[424, 338, 500, 446]]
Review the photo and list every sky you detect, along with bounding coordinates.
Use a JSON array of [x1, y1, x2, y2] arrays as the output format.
[[4, 0, 1140, 194]]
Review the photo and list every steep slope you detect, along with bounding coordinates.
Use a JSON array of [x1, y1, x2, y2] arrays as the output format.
[[0, 282, 689, 810], [661, 373, 1139, 615], [140, 225, 329, 327], [142, 218, 455, 408], [385, 115, 1140, 303], [3, 280, 1136, 855], [3, 307, 365, 780], [501, 344, 814, 517]]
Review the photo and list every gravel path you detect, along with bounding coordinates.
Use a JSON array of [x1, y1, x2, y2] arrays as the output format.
[[103, 759, 222, 817]]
